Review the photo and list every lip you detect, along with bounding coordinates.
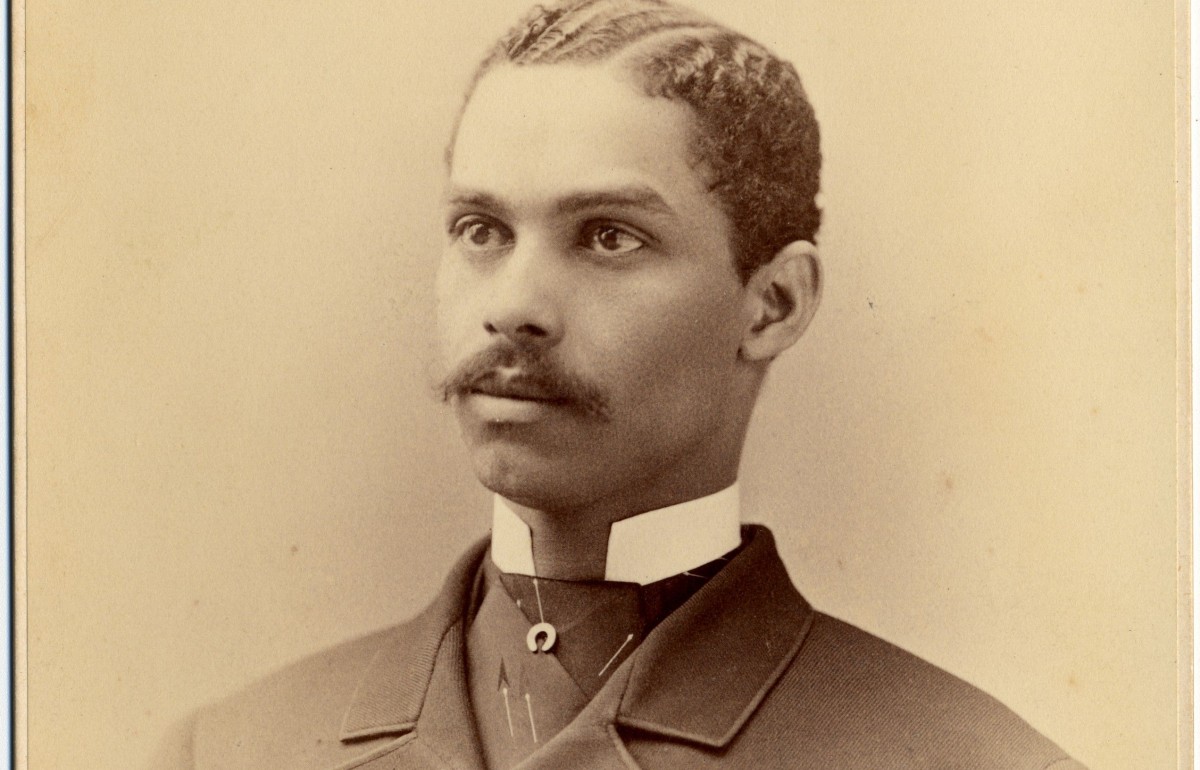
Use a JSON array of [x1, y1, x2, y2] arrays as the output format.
[[461, 391, 565, 423], [456, 371, 572, 423], [466, 374, 567, 404]]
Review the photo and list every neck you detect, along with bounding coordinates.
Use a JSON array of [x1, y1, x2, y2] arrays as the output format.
[[511, 503, 611, 580]]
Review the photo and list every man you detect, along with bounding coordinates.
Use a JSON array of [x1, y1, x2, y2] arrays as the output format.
[[153, 1, 1083, 767]]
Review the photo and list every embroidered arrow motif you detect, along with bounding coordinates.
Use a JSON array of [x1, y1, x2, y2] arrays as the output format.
[[497, 661, 514, 738], [598, 633, 635, 677], [532, 578, 546, 623], [525, 692, 539, 744]]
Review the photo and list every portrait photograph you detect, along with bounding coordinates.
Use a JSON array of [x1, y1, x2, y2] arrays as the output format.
[[16, 1, 1186, 769]]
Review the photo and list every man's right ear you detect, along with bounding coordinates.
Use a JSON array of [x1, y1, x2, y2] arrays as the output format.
[[738, 241, 822, 362]]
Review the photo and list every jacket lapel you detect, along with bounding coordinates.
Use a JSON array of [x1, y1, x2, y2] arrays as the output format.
[[336, 539, 489, 770], [613, 525, 814, 750], [502, 662, 640, 770]]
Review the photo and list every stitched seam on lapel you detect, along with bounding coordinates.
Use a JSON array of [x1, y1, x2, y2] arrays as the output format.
[[338, 632, 420, 740], [330, 734, 418, 770], [716, 608, 816, 745], [607, 723, 644, 770], [343, 618, 463, 738], [615, 608, 816, 748], [339, 620, 459, 741], [340, 721, 418, 742], [339, 539, 490, 743]]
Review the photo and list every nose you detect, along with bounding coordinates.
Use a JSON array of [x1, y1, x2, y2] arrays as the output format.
[[482, 242, 564, 349]]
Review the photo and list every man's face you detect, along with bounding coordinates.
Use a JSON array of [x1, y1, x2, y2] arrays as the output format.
[[437, 62, 754, 523]]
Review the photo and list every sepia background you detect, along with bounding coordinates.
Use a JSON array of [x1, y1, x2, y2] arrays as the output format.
[[22, 1, 1182, 768]]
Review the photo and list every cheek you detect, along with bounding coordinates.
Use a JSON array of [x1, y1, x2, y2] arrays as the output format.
[[435, 257, 477, 358], [585, 280, 744, 402]]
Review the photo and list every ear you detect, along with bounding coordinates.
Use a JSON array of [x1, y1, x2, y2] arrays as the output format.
[[739, 241, 822, 362]]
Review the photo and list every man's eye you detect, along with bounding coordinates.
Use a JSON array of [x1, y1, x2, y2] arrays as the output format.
[[453, 217, 510, 250], [585, 224, 645, 256]]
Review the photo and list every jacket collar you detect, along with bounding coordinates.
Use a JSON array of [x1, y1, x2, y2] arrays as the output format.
[[337, 525, 813, 752], [614, 525, 813, 748], [338, 537, 489, 741]]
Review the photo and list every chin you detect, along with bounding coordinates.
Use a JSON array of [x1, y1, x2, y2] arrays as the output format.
[[468, 444, 590, 512]]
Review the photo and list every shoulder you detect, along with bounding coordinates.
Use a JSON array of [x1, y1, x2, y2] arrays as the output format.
[[151, 539, 489, 770], [145, 626, 400, 770], [171, 625, 403, 770], [755, 611, 1081, 769]]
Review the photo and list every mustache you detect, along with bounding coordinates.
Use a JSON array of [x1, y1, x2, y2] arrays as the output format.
[[438, 345, 611, 421]]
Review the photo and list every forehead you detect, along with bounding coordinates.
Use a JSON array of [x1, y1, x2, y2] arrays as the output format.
[[449, 63, 714, 215]]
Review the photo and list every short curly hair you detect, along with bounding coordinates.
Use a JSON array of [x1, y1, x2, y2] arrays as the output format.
[[450, 0, 822, 282]]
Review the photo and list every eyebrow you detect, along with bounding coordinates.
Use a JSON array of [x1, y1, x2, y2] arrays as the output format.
[[444, 189, 512, 220], [444, 185, 676, 220], [553, 187, 676, 218]]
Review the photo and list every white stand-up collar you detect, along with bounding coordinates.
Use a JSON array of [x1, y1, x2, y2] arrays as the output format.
[[490, 484, 741, 586]]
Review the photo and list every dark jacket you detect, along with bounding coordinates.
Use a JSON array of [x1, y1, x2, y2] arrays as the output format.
[[151, 527, 1083, 769]]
